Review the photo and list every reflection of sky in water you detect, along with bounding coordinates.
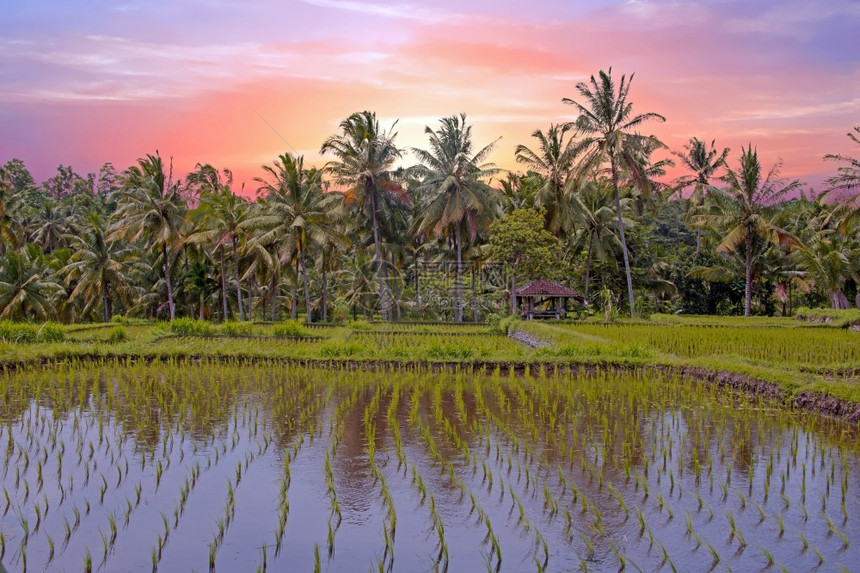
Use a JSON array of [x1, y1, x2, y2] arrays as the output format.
[[0, 365, 858, 572]]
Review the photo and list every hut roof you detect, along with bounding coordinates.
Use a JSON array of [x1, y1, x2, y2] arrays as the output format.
[[514, 279, 582, 299]]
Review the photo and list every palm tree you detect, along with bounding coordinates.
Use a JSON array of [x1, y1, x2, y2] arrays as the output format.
[[410, 114, 500, 322], [0, 244, 62, 320], [825, 126, 860, 193], [498, 172, 539, 214], [27, 199, 73, 253], [63, 212, 139, 322], [0, 166, 23, 254], [187, 182, 250, 321], [321, 111, 410, 320], [183, 258, 217, 320], [794, 231, 859, 309], [570, 179, 627, 301], [251, 153, 345, 323], [563, 68, 666, 317], [515, 124, 578, 238], [109, 153, 186, 320], [673, 137, 730, 251], [704, 145, 802, 316]]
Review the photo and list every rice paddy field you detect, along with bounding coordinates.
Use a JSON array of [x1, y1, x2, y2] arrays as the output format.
[[0, 316, 859, 571], [0, 358, 858, 572]]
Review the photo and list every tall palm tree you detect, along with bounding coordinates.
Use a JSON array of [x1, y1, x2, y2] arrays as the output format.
[[515, 124, 578, 238], [109, 153, 186, 320], [673, 137, 730, 251], [410, 114, 500, 322], [570, 178, 627, 301], [187, 184, 250, 321], [321, 111, 410, 321], [498, 172, 539, 214], [27, 199, 73, 253], [563, 68, 666, 317], [704, 145, 802, 316], [250, 153, 345, 323], [825, 126, 860, 193], [794, 230, 859, 309], [0, 166, 23, 254], [63, 211, 139, 322]]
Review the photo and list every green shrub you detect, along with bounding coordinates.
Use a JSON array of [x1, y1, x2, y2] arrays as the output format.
[[485, 309, 514, 334], [0, 321, 38, 343], [111, 314, 128, 325], [348, 319, 372, 331], [106, 325, 128, 343], [794, 307, 860, 327], [318, 341, 363, 358], [170, 318, 214, 336], [425, 340, 475, 360], [36, 322, 65, 342], [273, 320, 308, 338], [222, 321, 254, 336]]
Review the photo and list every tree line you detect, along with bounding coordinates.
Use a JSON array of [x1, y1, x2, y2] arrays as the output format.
[[1, 69, 858, 323]]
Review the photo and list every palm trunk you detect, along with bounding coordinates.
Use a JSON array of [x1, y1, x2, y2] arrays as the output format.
[[232, 235, 244, 321], [511, 256, 519, 315], [830, 291, 850, 309], [472, 264, 479, 322], [270, 269, 277, 322], [611, 157, 635, 318], [321, 253, 328, 323], [369, 188, 390, 321], [291, 258, 299, 320], [454, 224, 463, 323], [584, 234, 594, 302], [393, 254, 401, 321], [301, 247, 312, 323], [219, 247, 228, 322], [199, 291, 205, 320], [744, 224, 753, 317], [247, 278, 254, 321], [414, 254, 421, 309], [102, 285, 111, 323], [163, 242, 175, 320]]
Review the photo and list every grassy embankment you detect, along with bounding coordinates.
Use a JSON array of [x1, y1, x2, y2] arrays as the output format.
[[1, 313, 858, 420]]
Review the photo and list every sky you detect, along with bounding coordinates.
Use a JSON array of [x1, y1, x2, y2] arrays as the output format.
[[1, 0, 858, 194]]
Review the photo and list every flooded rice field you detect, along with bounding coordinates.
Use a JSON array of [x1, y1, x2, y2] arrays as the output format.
[[0, 360, 857, 572]]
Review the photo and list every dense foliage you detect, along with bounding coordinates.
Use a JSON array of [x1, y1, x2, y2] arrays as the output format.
[[1, 69, 858, 323]]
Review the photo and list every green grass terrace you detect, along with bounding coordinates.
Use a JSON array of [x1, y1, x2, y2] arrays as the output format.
[[0, 313, 858, 425]]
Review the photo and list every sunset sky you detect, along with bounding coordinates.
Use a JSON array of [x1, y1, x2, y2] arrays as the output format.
[[1, 0, 858, 194]]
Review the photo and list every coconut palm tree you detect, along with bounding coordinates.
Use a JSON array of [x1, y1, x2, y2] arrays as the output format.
[[109, 153, 186, 320], [0, 244, 62, 320], [250, 153, 345, 323], [410, 114, 500, 322], [26, 199, 73, 253], [515, 124, 578, 238], [794, 230, 859, 309], [570, 178, 627, 301], [825, 126, 860, 193], [703, 144, 802, 316], [498, 172, 539, 214], [63, 211, 140, 322], [673, 137, 730, 251], [321, 111, 409, 320], [563, 68, 666, 317], [0, 167, 23, 254], [187, 184, 250, 321]]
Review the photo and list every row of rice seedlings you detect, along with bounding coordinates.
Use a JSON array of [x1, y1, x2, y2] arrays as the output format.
[[1, 361, 857, 570], [563, 322, 860, 367]]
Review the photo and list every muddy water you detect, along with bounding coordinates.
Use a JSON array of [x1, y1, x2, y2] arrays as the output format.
[[0, 363, 857, 572]]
